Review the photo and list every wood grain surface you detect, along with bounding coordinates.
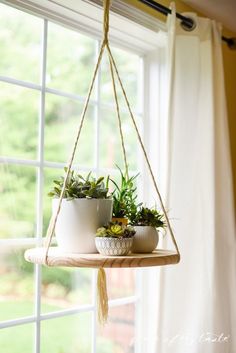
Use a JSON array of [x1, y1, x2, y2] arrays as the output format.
[[24, 247, 180, 268]]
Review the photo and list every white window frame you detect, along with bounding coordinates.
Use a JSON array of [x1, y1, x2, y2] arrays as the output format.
[[0, 1, 167, 353]]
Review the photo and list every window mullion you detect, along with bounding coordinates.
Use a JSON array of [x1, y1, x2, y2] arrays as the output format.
[[91, 270, 98, 353], [95, 40, 102, 174], [36, 20, 47, 243], [34, 18, 48, 353], [91, 39, 102, 353]]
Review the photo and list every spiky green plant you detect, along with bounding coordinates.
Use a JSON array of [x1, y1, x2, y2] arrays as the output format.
[[110, 166, 141, 218]]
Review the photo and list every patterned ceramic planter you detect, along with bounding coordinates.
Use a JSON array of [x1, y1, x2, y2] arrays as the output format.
[[95, 237, 133, 256]]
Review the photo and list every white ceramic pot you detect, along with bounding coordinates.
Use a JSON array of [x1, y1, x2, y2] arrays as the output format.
[[95, 237, 133, 256], [52, 198, 113, 253], [131, 226, 159, 253]]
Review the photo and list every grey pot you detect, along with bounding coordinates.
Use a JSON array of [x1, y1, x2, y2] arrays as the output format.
[[132, 226, 159, 253]]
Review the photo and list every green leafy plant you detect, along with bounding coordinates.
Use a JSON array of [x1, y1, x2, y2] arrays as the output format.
[[110, 166, 141, 218], [48, 168, 110, 199], [96, 221, 136, 238], [130, 207, 166, 228]]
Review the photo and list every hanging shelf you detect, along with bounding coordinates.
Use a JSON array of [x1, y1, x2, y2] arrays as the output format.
[[24, 248, 180, 268], [24, 0, 180, 324]]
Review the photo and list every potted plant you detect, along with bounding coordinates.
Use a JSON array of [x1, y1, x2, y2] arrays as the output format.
[[129, 207, 166, 253], [110, 166, 140, 226], [48, 168, 112, 253], [95, 222, 136, 256]]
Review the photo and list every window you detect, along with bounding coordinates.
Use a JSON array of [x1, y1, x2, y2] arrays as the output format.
[[0, 1, 165, 353]]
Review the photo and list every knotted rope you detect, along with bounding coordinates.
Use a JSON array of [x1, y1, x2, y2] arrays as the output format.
[[103, 0, 110, 44], [43, 0, 180, 325]]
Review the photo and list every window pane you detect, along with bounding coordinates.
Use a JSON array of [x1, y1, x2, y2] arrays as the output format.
[[0, 82, 39, 160], [106, 269, 135, 300], [0, 324, 34, 353], [47, 22, 96, 97], [41, 267, 92, 313], [41, 312, 92, 353], [0, 4, 42, 83], [99, 108, 140, 170], [0, 247, 34, 321], [100, 46, 140, 109], [97, 303, 135, 353], [44, 94, 95, 166], [0, 165, 36, 238]]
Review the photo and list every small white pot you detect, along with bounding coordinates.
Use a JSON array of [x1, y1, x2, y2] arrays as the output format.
[[95, 237, 133, 256], [132, 226, 159, 253], [52, 198, 113, 253]]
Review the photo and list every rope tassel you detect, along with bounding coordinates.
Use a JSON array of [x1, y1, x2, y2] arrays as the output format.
[[97, 268, 109, 325]]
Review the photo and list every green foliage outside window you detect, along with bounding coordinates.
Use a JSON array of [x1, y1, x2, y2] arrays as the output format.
[[0, 4, 139, 352]]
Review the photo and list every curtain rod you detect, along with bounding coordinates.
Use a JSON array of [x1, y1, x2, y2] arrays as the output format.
[[137, 0, 236, 50]]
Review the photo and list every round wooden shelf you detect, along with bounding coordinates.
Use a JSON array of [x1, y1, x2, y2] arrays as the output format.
[[24, 247, 180, 268]]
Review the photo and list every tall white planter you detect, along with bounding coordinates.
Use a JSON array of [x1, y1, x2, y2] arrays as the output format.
[[52, 198, 113, 253], [131, 226, 159, 253]]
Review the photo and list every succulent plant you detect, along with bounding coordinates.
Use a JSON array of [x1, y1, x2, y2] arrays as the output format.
[[130, 207, 166, 228], [96, 221, 136, 238], [48, 168, 110, 200]]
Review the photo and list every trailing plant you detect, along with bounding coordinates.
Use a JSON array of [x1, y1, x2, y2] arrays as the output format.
[[48, 168, 110, 199], [96, 221, 136, 238], [110, 166, 141, 218], [130, 206, 166, 228]]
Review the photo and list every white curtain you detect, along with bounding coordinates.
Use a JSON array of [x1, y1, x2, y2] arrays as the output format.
[[153, 8, 236, 353]]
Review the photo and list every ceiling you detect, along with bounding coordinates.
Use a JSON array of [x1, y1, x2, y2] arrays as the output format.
[[183, 0, 236, 33]]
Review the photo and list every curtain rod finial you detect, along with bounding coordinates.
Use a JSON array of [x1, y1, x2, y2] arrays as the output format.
[[180, 17, 196, 31], [227, 38, 236, 50], [222, 36, 236, 49]]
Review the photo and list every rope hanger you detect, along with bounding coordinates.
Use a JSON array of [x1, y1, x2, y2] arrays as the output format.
[[43, 0, 180, 324]]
